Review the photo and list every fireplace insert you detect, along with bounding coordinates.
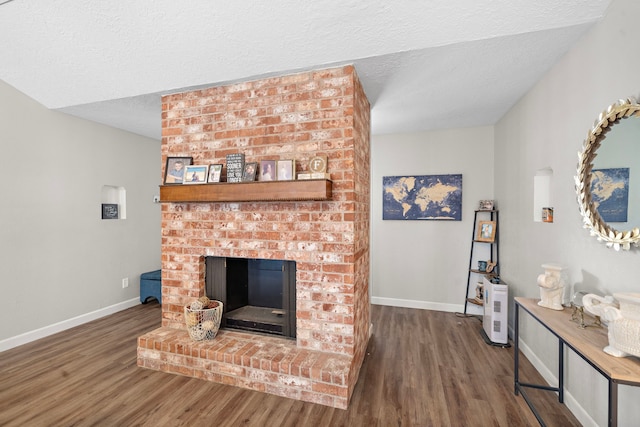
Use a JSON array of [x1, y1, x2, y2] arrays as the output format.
[[205, 256, 296, 338]]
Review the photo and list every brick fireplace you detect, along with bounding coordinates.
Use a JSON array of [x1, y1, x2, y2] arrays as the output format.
[[137, 65, 371, 409]]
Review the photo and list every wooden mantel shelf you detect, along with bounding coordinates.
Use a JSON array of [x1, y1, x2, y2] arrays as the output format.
[[160, 179, 332, 203]]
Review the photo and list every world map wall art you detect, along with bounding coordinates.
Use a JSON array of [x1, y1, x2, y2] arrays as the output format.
[[383, 174, 462, 220]]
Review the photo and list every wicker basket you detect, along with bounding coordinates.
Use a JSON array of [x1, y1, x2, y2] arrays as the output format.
[[184, 300, 223, 341]]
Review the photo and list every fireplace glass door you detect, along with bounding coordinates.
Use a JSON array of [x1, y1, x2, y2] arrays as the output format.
[[205, 257, 296, 338]]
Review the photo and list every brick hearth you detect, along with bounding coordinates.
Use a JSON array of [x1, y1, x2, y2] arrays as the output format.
[[137, 65, 371, 408]]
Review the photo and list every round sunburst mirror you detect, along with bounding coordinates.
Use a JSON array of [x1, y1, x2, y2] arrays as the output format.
[[575, 97, 640, 250]]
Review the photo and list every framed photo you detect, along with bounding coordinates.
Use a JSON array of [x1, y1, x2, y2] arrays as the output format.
[[242, 162, 257, 182], [101, 203, 119, 220], [183, 165, 208, 184], [208, 164, 223, 183], [276, 160, 294, 181], [478, 200, 495, 211], [164, 157, 193, 184], [477, 221, 496, 243], [259, 160, 276, 181]]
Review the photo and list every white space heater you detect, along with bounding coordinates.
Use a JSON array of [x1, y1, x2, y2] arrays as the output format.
[[483, 276, 508, 344]]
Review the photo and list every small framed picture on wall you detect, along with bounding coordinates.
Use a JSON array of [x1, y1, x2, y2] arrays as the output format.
[[101, 204, 119, 220]]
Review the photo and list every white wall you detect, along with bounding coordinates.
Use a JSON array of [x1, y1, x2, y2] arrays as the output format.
[[371, 126, 494, 311], [0, 80, 161, 347], [494, 0, 640, 425]]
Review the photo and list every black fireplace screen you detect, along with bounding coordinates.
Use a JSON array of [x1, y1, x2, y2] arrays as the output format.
[[205, 257, 296, 338]]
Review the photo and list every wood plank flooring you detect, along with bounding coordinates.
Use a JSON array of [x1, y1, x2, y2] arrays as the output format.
[[0, 303, 580, 426]]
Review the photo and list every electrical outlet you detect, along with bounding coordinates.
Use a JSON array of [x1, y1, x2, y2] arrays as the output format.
[[153, 195, 160, 203], [122, 277, 129, 288]]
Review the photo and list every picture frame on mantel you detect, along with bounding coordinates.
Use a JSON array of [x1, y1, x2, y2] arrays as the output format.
[[164, 157, 193, 184], [260, 160, 276, 181], [277, 160, 294, 181], [183, 165, 208, 184], [208, 164, 223, 183], [242, 162, 257, 182], [477, 220, 496, 243]]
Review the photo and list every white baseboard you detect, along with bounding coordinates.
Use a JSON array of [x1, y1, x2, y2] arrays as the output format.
[[516, 335, 597, 427], [371, 296, 462, 313], [0, 298, 140, 353]]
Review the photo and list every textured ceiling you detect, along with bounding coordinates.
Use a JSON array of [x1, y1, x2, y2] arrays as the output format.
[[0, 0, 611, 140]]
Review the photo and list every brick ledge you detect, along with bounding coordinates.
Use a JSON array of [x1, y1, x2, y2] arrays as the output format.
[[137, 327, 353, 409]]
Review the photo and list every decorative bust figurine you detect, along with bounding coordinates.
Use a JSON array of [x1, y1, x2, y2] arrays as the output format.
[[537, 263, 566, 310]]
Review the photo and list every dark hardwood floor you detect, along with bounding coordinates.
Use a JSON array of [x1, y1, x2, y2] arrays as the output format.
[[0, 303, 580, 426]]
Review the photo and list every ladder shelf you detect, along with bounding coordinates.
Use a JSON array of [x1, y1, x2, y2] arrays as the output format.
[[463, 210, 499, 314]]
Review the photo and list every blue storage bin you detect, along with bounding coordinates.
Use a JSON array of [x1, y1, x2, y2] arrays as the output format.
[[140, 269, 162, 304]]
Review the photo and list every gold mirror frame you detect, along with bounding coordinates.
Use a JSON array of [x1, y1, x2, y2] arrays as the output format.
[[575, 97, 640, 251]]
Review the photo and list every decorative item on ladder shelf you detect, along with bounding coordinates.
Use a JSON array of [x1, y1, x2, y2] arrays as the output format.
[[486, 261, 497, 274]]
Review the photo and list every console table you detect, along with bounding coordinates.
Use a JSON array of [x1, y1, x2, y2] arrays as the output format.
[[514, 297, 640, 427]]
